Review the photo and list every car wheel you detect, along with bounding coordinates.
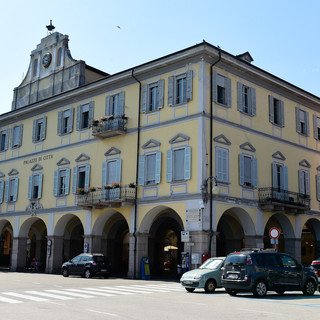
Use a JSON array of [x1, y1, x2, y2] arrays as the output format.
[[225, 288, 238, 296], [276, 291, 285, 295], [84, 269, 92, 279], [204, 279, 216, 293], [62, 268, 69, 277], [252, 281, 267, 297], [303, 279, 316, 296], [185, 288, 195, 293]]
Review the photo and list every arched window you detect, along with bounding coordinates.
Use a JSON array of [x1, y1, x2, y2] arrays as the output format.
[[57, 48, 62, 67]]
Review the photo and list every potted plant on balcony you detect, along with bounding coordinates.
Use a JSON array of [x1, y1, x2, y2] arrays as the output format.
[[103, 185, 112, 190], [107, 114, 114, 120], [76, 188, 86, 195], [88, 186, 96, 192], [100, 116, 108, 122], [129, 182, 135, 188], [112, 182, 121, 188], [91, 119, 99, 126]]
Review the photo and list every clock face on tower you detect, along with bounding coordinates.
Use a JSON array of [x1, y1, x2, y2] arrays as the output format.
[[42, 52, 52, 68]]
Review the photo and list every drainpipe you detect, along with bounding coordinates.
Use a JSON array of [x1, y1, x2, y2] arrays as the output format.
[[208, 49, 221, 256], [131, 69, 141, 279]]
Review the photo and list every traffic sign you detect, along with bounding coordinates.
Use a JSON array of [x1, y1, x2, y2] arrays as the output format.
[[269, 227, 280, 239]]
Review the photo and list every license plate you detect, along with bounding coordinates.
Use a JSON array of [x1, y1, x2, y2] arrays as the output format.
[[101, 269, 107, 272], [184, 281, 193, 285], [227, 273, 239, 279]]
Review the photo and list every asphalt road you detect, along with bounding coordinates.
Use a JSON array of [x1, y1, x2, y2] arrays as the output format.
[[1, 272, 320, 320]]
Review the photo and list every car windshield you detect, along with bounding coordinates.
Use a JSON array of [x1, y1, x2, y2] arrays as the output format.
[[225, 254, 247, 266], [93, 256, 108, 263], [199, 259, 223, 269]]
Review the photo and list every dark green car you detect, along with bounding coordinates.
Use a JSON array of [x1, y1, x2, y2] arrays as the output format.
[[221, 249, 318, 297]]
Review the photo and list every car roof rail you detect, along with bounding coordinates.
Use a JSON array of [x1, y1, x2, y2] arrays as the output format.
[[238, 248, 277, 253]]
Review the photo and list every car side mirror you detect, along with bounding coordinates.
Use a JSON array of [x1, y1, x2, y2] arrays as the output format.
[[221, 267, 225, 271]]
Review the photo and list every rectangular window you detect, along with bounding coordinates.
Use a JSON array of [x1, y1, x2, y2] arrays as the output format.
[[237, 82, 256, 116], [295, 107, 309, 136], [78, 166, 86, 189], [299, 169, 310, 196], [272, 163, 288, 191], [10, 125, 23, 148], [212, 71, 231, 107], [215, 147, 229, 183], [72, 164, 91, 193], [173, 149, 185, 181], [316, 174, 320, 201], [168, 70, 193, 106], [269, 96, 285, 127], [239, 154, 258, 188], [59, 169, 67, 195], [102, 159, 122, 187], [58, 108, 74, 135], [28, 173, 43, 200], [0, 129, 9, 152], [141, 80, 164, 113], [5, 178, 18, 202], [76, 102, 94, 130], [146, 154, 156, 184], [54, 168, 70, 196], [313, 115, 320, 140], [106, 92, 125, 117], [107, 160, 117, 185], [149, 84, 159, 111], [32, 117, 46, 142], [138, 152, 161, 186]]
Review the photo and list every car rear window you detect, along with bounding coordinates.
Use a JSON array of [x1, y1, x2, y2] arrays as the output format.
[[200, 259, 223, 270], [225, 254, 247, 266], [93, 256, 108, 263]]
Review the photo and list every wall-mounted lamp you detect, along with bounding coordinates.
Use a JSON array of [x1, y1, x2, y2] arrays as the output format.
[[201, 176, 220, 203]]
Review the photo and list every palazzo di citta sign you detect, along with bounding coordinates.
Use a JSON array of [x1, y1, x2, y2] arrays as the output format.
[[23, 154, 54, 165]]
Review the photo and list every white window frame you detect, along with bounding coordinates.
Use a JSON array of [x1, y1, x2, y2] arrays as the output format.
[[269, 96, 285, 127], [32, 117, 47, 142], [295, 107, 309, 136], [10, 125, 23, 149], [0, 129, 9, 152], [76, 102, 94, 131], [101, 159, 122, 186], [138, 152, 162, 186], [168, 70, 193, 106], [58, 108, 74, 135], [54, 168, 71, 196], [215, 147, 229, 183], [166, 146, 191, 182], [313, 115, 320, 140], [239, 154, 258, 188], [299, 169, 310, 196], [5, 177, 19, 202], [237, 82, 256, 116], [28, 173, 43, 200], [72, 164, 91, 193]]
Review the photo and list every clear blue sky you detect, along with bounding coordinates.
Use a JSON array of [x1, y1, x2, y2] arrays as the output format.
[[1, 0, 319, 114]]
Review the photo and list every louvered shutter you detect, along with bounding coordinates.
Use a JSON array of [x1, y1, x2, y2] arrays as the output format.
[[138, 156, 145, 185], [226, 77, 232, 107], [65, 168, 71, 195], [316, 174, 320, 201], [106, 96, 111, 116], [76, 105, 81, 130], [41, 117, 46, 140], [32, 120, 37, 142], [4, 128, 9, 150], [186, 70, 193, 102], [252, 158, 258, 188], [141, 85, 148, 113], [119, 92, 125, 116], [313, 115, 318, 139], [89, 102, 94, 125], [184, 147, 191, 180], [155, 151, 162, 183], [239, 154, 244, 186], [298, 169, 304, 194], [72, 167, 77, 194], [4, 179, 9, 202], [38, 173, 43, 198], [102, 162, 107, 186], [251, 88, 256, 116], [212, 70, 217, 102], [115, 159, 122, 183], [0, 180, 4, 203], [269, 96, 274, 124], [166, 150, 173, 182], [57, 111, 63, 135], [84, 165, 91, 190], [28, 175, 33, 200], [158, 79, 164, 109], [168, 76, 174, 106], [305, 111, 310, 136], [283, 166, 288, 191], [295, 107, 301, 133], [13, 178, 18, 202], [237, 82, 243, 112], [53, 170, 59, 196], [68, 108, 74, 133], [280, 100, 285, 127]]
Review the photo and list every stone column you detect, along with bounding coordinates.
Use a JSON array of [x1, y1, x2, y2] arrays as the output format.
[[127, 233, 149, 279], [244, 235, 264, 249], [11, 237, 28, 271], [47, 236, 64, 274]]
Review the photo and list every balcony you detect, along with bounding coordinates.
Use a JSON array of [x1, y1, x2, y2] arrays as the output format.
[[76, 186, 135, 209], [258, 187, 310, 214], [92, 116, 127, 139]]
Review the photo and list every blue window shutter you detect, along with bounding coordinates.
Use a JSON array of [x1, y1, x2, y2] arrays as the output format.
[[38, 173, 43, 198], [251, 88, 256, 116], [184, 146, 191, 180], [102, 162, 107, 186], [216, 147, 228, 182], [313, 115, 318, 139], [316, 174, 320, 201], [155, 151, 162, 183], [4, 128, 9, 150], [13, 178, 18, 202], [0, 180, 4, 203], [226, 77, 232, 107], [115, 159, 122, 183], [9, 128, 13, 148], [119, 92, 125, 116], [89, 102, 94, 124], [65, 168, 71, 195], [138, 155, 145, 185], [4, 180, 9, 202], [280, 100, 285, 127], [305, 111, 310, 136], [168, 76, 174, 106], [41, 117, 47, 140], [28, 175, 32, 200], [272, 163, 278, 189], [252, 158, 258, 188], [269, 95, 274, 123], [295, 107, 301, 133], [18, 125, 23, 147], [53, 170, 59, 196], [68, 108, 74, 133], [158, 79, 164, 109], [166, 150, 173, 182], [212, 70, 217, 102], [186, 70, 193, 102], [239, 154, 244, 186], [105, 96, 111, 116], [237, 82, 243, 112], [283, 166, 288, 191], [305, 171, 310, 195], [141, 85, 148, 113], [32, 120, 36, 142], [298, 169, 303, 194], [76, 105, 81, 130], [84, 164, 91, 190], [57, 111, 62, 135], [72, 167, 77, 194]]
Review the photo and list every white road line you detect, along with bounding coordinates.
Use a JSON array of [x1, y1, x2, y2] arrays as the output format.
[[85, 287, 133, 295], [87, 309, 118, 317], [25, 291, 74, 300], [144, 285, 184, 291], [3, 292, 48, 302], [67, 288, 115, 297], [0, 296, 23, 304], [127, 285, 169, 292], [113, 286, 153, 294], [46, 290, 95, 298]]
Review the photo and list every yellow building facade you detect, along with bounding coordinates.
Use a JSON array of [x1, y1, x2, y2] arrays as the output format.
[[0, 31, 319, 278]]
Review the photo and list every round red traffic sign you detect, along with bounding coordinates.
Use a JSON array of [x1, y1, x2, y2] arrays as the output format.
[[269, 227, 280, 239]]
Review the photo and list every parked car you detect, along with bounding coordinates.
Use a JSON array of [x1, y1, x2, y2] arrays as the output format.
[[61, 253, 110, 278], [310, 260, 320, 283], [180, 257, 225, 293], [221, 249, 318, 297]]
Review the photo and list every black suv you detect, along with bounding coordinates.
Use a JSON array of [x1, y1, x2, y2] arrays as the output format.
[[61, 253, 110, 278], [221, 249, 318, 297]]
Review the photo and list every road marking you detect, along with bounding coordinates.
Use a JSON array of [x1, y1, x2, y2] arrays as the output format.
[[87, 309, 118, 317], [113, 286, 153, 294], [25, 291, 74, 300], [3, 292, 48, 302], [85, 287, 133, 295], [67, 288, 115, 297], [145, 284, 184, 291], [46, 289, 95, 298], [0, 296, 23, 304], [128, 285, 169, 292], [239, 308, 283, 316]]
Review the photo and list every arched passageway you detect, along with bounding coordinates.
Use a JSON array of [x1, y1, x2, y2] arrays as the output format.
[[301, 218, 320, 265], [0, 221, 13, 268]]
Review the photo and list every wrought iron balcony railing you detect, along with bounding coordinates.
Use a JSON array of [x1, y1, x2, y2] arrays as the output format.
[[92, 116, 127, 138], [258, 187, 310, 212], [76, 186, 135, 208]]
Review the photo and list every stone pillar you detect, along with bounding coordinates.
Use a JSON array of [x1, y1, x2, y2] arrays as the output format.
[[285, 237, 298, 259], [244, 235, 264, 249], [127, 233, 149, 279], [47, 236, 64, 274], [90, 235, 103, 253], [11, 237, 28, 271]]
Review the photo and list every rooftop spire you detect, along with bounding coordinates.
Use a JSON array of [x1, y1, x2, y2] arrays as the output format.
[[46, 20, 55, 34]]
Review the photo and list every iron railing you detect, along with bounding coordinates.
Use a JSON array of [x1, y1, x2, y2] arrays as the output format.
[[92, 117, 127, 137], [258, 187, 310, 208], [76, 186, 135, 207]]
